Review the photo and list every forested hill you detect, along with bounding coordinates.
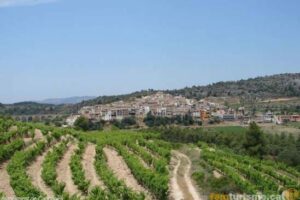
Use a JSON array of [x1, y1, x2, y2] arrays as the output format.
[[166, 73, 300, 99], [81, 73, 300, 106], [1, 73, 299, 115]]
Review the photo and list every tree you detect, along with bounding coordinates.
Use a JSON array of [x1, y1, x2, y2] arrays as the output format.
[[121, 117, 136, 127], [243, 122, 266, 158], [143, 112, 155, 127], [74, 116, 89, 131]]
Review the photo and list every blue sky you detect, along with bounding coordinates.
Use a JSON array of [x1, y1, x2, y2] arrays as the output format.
[[0, 0, 299, 103]]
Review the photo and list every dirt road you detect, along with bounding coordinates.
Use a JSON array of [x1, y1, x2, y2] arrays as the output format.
[[169, 150, 201, 200]]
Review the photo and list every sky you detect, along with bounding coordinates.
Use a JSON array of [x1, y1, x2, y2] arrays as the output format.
[[0, 0, 300, 103]]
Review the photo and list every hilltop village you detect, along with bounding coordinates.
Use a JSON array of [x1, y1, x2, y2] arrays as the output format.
[[66, 92, 300, 126]]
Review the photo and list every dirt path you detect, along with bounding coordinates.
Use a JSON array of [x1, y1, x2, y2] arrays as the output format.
[[169, 150, 202, 200], [0, 162, 15, 198], [82, 144, 105, 190], [56, 143, 81, 196], [103, 147, 147, 193], [27, 145, 58, 197]]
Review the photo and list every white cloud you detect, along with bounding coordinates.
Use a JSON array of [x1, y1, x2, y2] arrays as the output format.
[[0, 0, 57, 7]]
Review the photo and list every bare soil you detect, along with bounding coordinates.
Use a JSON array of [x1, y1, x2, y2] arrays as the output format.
[[0, 162, 15, 198], [213, 170, 223, 179], [56, 143, 81, 196], [103, 147, 147, 193], [0, 135, 45, 197], [169, 150, 202, 200], [23, 137, 33, 146], [82, 144, 105, 190], [34, 129, 44, 141], [8, 126, 18, 132], [27, 146, 55, 197]]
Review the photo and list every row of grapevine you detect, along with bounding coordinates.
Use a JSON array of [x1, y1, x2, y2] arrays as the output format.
[[94, 143, 144, 200], [211, 148, 300, 189], [0, 129, 24, 145], [138, 139, 171, 161], [110, 141, 169, 199], [202, 157, 258, 194], [72, 142, 121, 200], [41, 140, 74, 198], [70, 142, 90, 194], [0, 139, 24, 163], [202, 150, 279, 194], [123, 139, 168, 174], [0, 118, 15, 132], [7, 141, 47, 198]]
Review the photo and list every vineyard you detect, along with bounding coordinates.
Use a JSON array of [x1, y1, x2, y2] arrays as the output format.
[[0, 117, 299, 200]]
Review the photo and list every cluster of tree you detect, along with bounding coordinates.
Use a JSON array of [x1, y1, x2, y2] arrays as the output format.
[[167, 73, 300, 99], [74, 116, 138, 131], [78, 89, 157, 107], [112, 117, 137, 129], [158, 123, 300, 170], [74, 116, 104, 131], [159, 127, 203, 143], [0, 102, 75, 115], [80, 73, 300, 107], [143, 112, 199, 127]]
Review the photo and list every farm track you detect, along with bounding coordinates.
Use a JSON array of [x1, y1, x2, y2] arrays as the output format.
[[169, 151, 202, 200], [82, 144, 105, 190], [103, 147, 147, 193], [57, 143, 82, 196]]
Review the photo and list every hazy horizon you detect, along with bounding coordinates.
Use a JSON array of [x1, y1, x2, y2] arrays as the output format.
[[1, 0, 300, 103]]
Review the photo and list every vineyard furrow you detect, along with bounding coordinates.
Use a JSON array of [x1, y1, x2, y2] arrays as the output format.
[[202, 148, 300, 191], [34, 129, 44, 141], [125, 146, 151, 169], [0, 136, 39, 197], [103, 147, 147, 193], [0, 162, 15, 198], [82, 144, 105, 190], [56, 143, 81, 196], [27, 144, 59, 197]]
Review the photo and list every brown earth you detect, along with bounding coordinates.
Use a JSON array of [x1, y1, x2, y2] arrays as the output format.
[[169, 150, 202, 200], [56, 143, 82, 196], [82, 144, 105, 190], [0, 162, 15, 198], [103, 147, 147, 194], [27, 146, 56, 197]]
